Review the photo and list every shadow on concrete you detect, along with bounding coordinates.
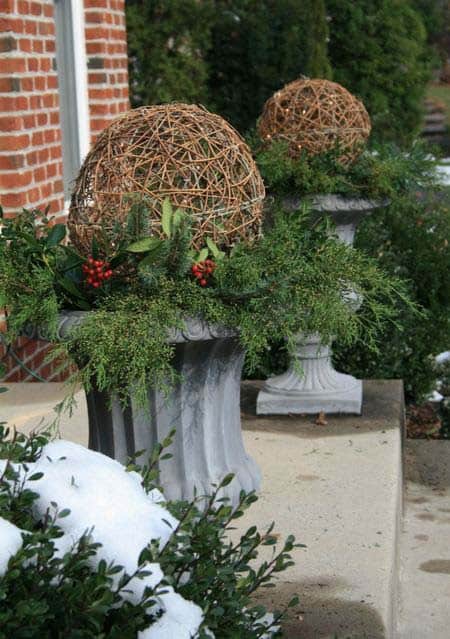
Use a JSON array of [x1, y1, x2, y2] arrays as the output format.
[[406, 440, 450, 489], [240, 379, 404, 440], [252, 578, 386, 639]]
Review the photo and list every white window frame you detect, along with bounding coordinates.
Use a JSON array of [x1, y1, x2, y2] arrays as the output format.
[[54, 0, 90, 210]]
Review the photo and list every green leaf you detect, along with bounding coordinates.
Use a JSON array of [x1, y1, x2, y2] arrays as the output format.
[[126, 237, 164, 253], [58, 277, 88, 304], [206, 237, 220, 258], [197, 248, 208, 262], [46, 224, 66, 247], [172, 208, 184, 230], [161, 198, 173, 238]]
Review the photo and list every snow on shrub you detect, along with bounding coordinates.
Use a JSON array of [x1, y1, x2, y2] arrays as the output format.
[[0, 426, 300, 638]]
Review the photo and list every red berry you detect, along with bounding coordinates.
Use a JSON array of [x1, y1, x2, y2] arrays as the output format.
[[200, 278, 207, 286], [93, 281, 100, 288], [88, 257, 94, 264], [86, 277, 93, 285]]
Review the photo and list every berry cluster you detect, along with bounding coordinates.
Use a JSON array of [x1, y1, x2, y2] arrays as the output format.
[[82, 257, 113, 288], [191, 259, 216, 287]]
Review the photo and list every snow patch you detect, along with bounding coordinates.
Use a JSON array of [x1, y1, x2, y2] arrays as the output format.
[[0, 516, 24, 575], [436, 351, 450, 365], [5, 440, 205, 638]]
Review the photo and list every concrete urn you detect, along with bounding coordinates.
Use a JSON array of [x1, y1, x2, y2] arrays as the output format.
[[257, 195, 387, 416], [27, 313, 261, 507]]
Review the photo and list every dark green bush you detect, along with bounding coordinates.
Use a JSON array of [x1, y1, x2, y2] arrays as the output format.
[[334, 191, 450, 402], [126, 0, 330, 133], [326, 0, 432, 145], [206, 0, 331, 132], [126, 0, 214, 106]]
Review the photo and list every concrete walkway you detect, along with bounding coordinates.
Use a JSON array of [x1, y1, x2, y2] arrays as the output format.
[[397, 440, 450, 639], [1, 379, 404, 638]]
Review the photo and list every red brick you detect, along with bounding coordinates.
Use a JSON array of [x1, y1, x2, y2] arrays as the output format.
[[0, 17, 24, 33], [36, 112, 48, 126], [37, 148, 48, 163], [27, 150, 38, 164], [88, 72, 107, 84], [43, 4, 53, 18], [50, 144, 61, 159], [0, 191, 27, 207], [34, 76, 46, 90], [29, 1, 42, 16], [39, 58, 51, 72], [22, 113, 36, 128], [17, 0, 30, 12], [26, 186, 40, 203], [84, 0, 108, 7], [40, 182, 52, 198], [47, 75, 58, 89], [0, 154, 24, 170], [29, 95, 42, 109], [23, 19, 38, 35], [49, 110, 59, 125], [21, 77, 33, 90], [33, 166, 45, 182], [0, 115, 23, 132], [85, 26, 109, 40], [0, 170, 32, 188], [0, 57, 26, 74], [31, 130, 43, 145], [0, 133, 29, 151], [0, 0, 16, 12], [27, 57, 38, 72]]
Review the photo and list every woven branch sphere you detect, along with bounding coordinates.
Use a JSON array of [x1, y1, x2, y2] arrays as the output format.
[[68, 104, 265, 254], [258, 78, 371, 164]]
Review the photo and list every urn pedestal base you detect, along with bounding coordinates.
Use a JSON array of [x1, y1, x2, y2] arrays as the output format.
[[85, 320, 261, 507], [257, 334, 362, 415], [27, 314, 261, 508]]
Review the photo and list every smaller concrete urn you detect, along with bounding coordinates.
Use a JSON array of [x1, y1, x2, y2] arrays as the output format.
[[257, 195, 386, 416], [26, 313, 261, 507]]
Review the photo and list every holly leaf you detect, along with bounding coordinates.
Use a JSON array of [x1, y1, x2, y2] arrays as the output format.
[[196, 248, 208, 262], [161, 198, 173, 238], [46, 224, 66, 247], [126, 237, 164, 253], [206, 237, 221, 259]]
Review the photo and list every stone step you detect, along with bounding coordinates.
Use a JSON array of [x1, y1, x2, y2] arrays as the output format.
[[396, 440, 450, 639], [239, 379, 404, 638]]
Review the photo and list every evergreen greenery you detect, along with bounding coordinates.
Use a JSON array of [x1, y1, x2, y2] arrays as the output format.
[[326, 0, 432, 145], [0, 203, 407, 409], [252, 138, 438, 200], [334, 192, 450, 401], [0, 426, 299, 638]]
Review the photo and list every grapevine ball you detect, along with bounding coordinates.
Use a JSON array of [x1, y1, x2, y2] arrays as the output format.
[[68, 104, 265, 253], [258, 78, 371, 164]]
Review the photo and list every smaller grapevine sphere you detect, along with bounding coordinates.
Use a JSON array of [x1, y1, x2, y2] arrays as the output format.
[[258, 78, 371, 164]]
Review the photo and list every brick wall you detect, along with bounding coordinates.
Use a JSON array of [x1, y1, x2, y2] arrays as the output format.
[[0, 0, 129, 382], [0, 0, 64, 218], [85, 0, 129, 142]]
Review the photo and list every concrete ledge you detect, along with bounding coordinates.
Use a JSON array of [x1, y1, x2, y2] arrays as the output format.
[[1, 379, 404, 638], [239, 380, 404, 638]]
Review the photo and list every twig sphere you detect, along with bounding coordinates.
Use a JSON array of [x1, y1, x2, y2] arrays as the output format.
[[258, 78, 371, 164], [68, 104, 265, 253]]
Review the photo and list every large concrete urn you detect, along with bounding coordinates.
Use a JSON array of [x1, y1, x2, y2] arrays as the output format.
[[257, 195, 386, 416], [27, 313, 261, 506]]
